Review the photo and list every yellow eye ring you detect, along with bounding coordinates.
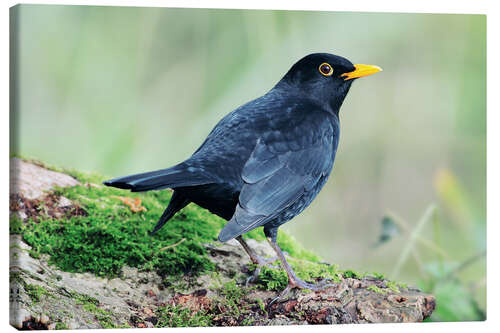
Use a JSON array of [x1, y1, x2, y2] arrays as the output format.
[[318, 63, 334, 76]]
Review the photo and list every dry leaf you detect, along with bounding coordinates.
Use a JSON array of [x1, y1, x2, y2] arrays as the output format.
[[111, 195, 147, 213]]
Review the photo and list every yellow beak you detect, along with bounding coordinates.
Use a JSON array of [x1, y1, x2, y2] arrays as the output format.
[[341, 64, 382, 81]]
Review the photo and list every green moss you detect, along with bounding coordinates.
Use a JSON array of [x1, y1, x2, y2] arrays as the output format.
[[28, 250, 41, 259], [256, 266, 287, 290], [82, 303, 115, 328], [10, 215, 24, 234], [256, 298, 266, 313], [156, 304, 213, 327], [25, 284, 52, 303], [22, 182, 227, 278], [162, 276, 192, 293], [217, 280, 248, 317], [289, 258, 342, 283], [211, 280, 258, 326], [385, 280, 401, 293], [371, 272, 386, 280], [70, 291, 128, 328], [342, 269, 365, 279], [10, 271, 23, 284], [255, 259, 341, 291], [240, 317, 255, 326], [398, 282, 408, 290], [367, 285, 388, 294], [72, 292, 99, 306], [55, 322, 68, 330]]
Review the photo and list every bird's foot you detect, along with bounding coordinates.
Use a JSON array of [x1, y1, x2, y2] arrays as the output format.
[[289, 276, 335, 290], [245, 255, 279, 287], [267, 276, 335, 309], [262, 236, 337, 310]]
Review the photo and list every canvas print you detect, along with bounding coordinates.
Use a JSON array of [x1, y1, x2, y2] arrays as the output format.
[[9, 4, 486, 329]]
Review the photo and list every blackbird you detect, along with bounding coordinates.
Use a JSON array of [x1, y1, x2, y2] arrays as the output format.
[[104, 53, 381, 302]]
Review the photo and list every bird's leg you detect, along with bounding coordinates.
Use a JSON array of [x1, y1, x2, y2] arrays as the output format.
[[235, 236, 279, 286], [266, 237, 335, 307]]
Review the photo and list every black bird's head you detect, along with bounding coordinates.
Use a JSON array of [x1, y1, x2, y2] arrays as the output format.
[[277, 53, 382, 114]]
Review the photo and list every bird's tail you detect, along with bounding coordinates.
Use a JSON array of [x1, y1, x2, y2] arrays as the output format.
[[150, 191, 190, 235], [103, 163, 214, 192]]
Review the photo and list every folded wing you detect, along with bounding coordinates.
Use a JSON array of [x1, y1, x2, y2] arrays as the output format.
[[218, 118, 336, 242]]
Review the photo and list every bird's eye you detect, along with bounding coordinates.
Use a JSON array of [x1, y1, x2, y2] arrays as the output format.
[[319, 63, 333, 76]]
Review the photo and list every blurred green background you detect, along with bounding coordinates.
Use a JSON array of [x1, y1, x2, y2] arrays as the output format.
[[11, 5, 486, 321]]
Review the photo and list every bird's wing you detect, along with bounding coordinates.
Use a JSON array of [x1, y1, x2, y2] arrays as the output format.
[[218, 116, 337, 241]]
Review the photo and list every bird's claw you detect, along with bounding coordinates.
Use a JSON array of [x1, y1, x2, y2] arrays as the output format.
[[266, 277, 336, 310], [245, 267, 261, 287], [267, 284, 292, 310], [291, 277, 335, 290]]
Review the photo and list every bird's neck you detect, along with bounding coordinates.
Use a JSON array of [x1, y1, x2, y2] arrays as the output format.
[[271, 82, 345, 117], [328, 88, 350, 117]]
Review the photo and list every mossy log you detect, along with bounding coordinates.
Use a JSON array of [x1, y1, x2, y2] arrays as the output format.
[[9, 157, 435, 329]]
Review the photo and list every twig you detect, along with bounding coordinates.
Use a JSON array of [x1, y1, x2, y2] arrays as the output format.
[[411, 247, 428, 278], [387, 210, 450, 259], [443, 250, 486, 281], [392, 205, 436, 278], [159, 238, 187, 252]]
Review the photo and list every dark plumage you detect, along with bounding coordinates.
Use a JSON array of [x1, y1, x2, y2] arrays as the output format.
[[104, 53, 381, 301]]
